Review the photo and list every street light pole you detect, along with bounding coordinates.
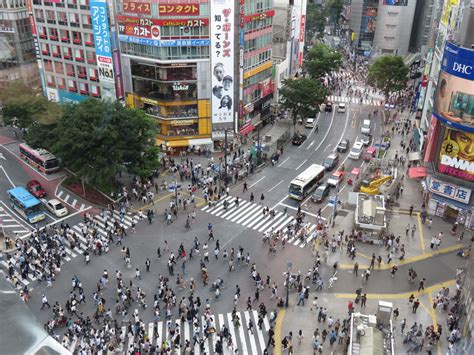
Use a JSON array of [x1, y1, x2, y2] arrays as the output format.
[[332, 187, 339, 227], [224, 129, 228, 186], [285, 261, 292, 308]]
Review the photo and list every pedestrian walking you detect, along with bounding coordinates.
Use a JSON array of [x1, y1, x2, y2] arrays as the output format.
[[145, 258, 151, 272], [353, 262, 359, 276], [418, 278, 426, 291], [413, 299, 420, 313], [405, 224, 410, 237], [409, 204, 414, 216], [41, 294, 51, 310], [260, 193, 265, 204], [411, 224, 416, 237], [243, 182, 248, 192]]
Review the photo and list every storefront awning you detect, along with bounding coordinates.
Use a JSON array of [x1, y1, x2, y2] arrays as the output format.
[[239, 124, 256, 135], [408, 166, 427, 179], [188, 138, 213, 146], [155, 138, 165, 146], [408, 151, 422, 161], [166, 139, 189, 148], [430, 193, 471, 211]]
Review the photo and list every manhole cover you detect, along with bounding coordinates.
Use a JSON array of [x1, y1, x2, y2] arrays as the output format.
[[337, 210, 349, 217]]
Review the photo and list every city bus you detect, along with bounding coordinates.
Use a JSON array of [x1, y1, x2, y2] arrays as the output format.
[[7, 187, 46, 223], [289, 164, 325, 200], [19, 143, 60, 174]]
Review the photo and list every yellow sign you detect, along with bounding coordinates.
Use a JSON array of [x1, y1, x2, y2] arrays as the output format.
[[244, 61, 273, 80], [441, 0, 459, 26], [170, 119, 196, 126]]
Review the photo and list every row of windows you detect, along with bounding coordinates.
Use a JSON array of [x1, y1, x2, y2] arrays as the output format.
[[244, 50, 272, 71], [43, 59, 98, 80], [243, 67, 272, 88], [37, 26, 94, 46], [46, 76, 101, 97], [244, 17, 272, 33], [40, 43, 96, 64], [0, 0, 26, 9], [115, 3, 209, 17], [159, 26, 209, 37], [33, 0, 89, 9], [244, 33, 272, 53], [244, 0, 273, 14], [121, 43, 209, 61], [34, 8, 92, 28]]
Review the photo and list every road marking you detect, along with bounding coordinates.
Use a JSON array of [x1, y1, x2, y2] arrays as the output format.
[[314, 109, 335, 152], [272, 194, 289, 210], [419, 296, 442, 355], [249, 176, 266, 188], [0, 166, 16, 187], [333, 106, 352, 152], [57, 190, 64, 198], [295, 159, 307, 170], [274, 309, 285, 355], [72, 199, 77, 207], [268, 180, 284, 192], [277, 156, 290, 167], [306, 140, 315, 150], [0, 153, 5, 160], [306, 112, 321, 139], [416, 212, 425, 253], [278, 202, 327, 220], [64, 194, 70, 203], [323, 144, 332, 153]]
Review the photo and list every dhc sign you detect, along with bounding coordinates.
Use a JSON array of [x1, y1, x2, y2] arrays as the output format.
[[452, 62, 472, 75]]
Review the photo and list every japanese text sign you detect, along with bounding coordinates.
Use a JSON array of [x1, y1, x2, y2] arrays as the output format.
[[159, 3, 200, 16], [428, 177, 471, 204], [90, 0, 112, 58], [123, 0, 151, 15]]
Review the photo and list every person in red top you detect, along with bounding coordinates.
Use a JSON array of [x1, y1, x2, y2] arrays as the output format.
[[348, 300, 354, 315]]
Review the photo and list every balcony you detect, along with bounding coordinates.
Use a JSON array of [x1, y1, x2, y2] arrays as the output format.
[[67, 3, 77, 9], [39, 34, 47, 39], [76, 57, 84, 62], [70, 22, 80, 28], [73, 39, 81, 45], [91, 92, 100, 97], [58, 84, 66, 89], [82, 24, 92, 29], [47, 82, 55, 87], [80, 90, 89, 95], [80, 5, 89, 10], [63, 54, 71, 59], [68, 87, 78, 92], [87, 59, 96, 65], [58, 20, 68, 26], [61, 37, 70, 43], [42, 50, 50, 55], [90, 76, 98, 82], [53, 52, 61, 58], [35, 17, 44, 23], [85, 41, 93, 47], [66, 72, 75, 77], [78, 73, 87, 79], [49, 35, 57, 41]]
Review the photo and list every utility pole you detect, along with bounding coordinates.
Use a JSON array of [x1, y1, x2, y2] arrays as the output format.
[[256, 125, 261, 164], [285, 260, 292, 308], [332, 186, 339, 227], [224, 129, 228, 185]]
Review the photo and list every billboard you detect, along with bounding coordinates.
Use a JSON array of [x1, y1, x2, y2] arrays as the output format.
[[433, 42, 474, 133], [210, 0, 234, 124], [383, 0, 407, 5], [159, 3, 200, 16], [119, 35, 210, 47], [123, 0, 151, 15], [90, 0, 116, 100], [440, 0, 459, 26], [361, 6, 377, 33], [437, 127, 474, 182]]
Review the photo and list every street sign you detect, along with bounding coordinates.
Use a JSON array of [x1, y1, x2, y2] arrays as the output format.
[[168, 183, 181, 193]]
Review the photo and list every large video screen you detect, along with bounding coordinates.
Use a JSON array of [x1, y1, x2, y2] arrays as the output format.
[[437, 127, 474, 182]]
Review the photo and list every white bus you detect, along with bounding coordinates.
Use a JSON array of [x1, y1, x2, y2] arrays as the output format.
[[289, 164, 325, 200]]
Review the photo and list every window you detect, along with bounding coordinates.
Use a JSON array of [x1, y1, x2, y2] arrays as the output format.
[[54, 61, 64, 74], [57, 77, 66, 89], [62, 47, 71, 59], [86, 50, 95, 64], [66, 64, 75, 76], [121, 42, 209, 61], [79, 82, 88, 94], [77, 66, 87, 79], [68, 79, 77, 92]]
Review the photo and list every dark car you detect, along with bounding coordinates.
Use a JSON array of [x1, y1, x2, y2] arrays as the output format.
[[361, 134, 372, 146], [292, 133, 307, 146], [312, 184, 330, 203], [337, 139, 349, 152], [26, 180, 46, 198], [323, 152, 340, 171], [325, 102, 333, 112]]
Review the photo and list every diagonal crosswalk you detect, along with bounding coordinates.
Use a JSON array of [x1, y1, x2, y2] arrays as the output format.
[[201, 195, 321, 249], [69, 310, 271, 354], [1, 211, 141, 291], [327, 95, 382, 106]]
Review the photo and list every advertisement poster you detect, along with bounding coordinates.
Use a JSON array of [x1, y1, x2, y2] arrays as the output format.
[[210, 0, 234, 124], [159, 3, 200, 16], [437, 127, 474, 182], [361, 6, 377, 33], [383, 0, 407, 5], [123, 0, 151, 15], [440, 0, 459, 26], [433, 42, 474, 132], [90, 0, 116, 100]]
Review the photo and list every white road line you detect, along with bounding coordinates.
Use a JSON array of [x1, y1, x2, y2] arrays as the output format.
[[277, 156, 290, 168], [295, 159, 307, 170], [314, 109, 335, 152], [148, 323, 154, 345], [227, 203, 256, 222], [274, 216, 294, 232], [244, 311, 258, 354], [63, 194, 70, 203], [80, 204, 86, 210], [268, 180, 284, 192], [306, 112, 321, 139], [278, 202, 327, 220], [306, 140, 315, 150], [236, 313, 249, 354], [227, 313, 238, 354], [72, 199, 77, 206], [0, 166, 16, 187], [252, 310, 266, 351], [249, 176, 265, 188], [220, 200, 249, 219], [258, 212, 283, 232], [272, 194, 289, 210], [57, 190, 64, 198]]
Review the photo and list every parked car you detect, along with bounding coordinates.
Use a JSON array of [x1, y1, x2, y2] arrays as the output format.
[[337, 139, 350, 153], [361, 134, 372, 146], [45, 199, 68, 217], [327, 171, 345, 187], [26, 180, 46, 198], [337, 103, 346, 113], [349, 141, 364, 160], [312, 184, 330, 203], [305, 118, 316, 129], [292, 133, 307, 146], [323, 152, 340, 171]]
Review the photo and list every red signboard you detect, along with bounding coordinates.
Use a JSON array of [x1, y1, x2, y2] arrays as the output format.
[[299, 15, 306, 43], [244, 10, 275, 23], [116, 15, 208, 27], [159, 3, 200, 16], [260, 78, 273, 98], [123, 0, 151, 15]]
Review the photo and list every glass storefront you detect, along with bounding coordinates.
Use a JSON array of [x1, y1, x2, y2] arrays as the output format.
[[133, 78, 197, 101], [167, 120, 199, 137], [143, 103, 198, 119], [131, 61, 197, 81]]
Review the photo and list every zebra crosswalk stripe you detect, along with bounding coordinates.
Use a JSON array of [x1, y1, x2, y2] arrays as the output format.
[[244, 311, 258, 354]]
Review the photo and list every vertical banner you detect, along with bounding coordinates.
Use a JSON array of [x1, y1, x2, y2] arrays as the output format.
[[211, 0, 235, 124], [90, 0, 116, 100]]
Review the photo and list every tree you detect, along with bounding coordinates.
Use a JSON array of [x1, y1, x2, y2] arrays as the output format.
[[326, 0, 344, 28], [279, 78, 328, 128], [32, 99, 160, 191], [305, 43, 343, 79], [305, 3, 326, 38], [367, 55, 409, 100], [1, 81, 62, 128]]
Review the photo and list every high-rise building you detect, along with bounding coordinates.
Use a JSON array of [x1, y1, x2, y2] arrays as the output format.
[[0, 0, 40, 91], [349, 0, 416, 57], [272, 0, 307, 104], [28, 0, 120, 104], [409, 0, 438, 52]]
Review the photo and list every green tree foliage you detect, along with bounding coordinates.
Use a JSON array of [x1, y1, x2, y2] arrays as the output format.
[[26, 99, 160, 190], [279, 78, 328, 127], [305, 3, 326, 38], [305, 43, 343, 79], [367, 55, 409, 100], [1, 81, 61, 127], [326, 0, 344, 26]]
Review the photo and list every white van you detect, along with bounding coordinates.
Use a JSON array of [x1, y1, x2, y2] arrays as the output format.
[[361, 119, 371, 134], [305, 118, 316, 128], [337, 103, 346, 113]]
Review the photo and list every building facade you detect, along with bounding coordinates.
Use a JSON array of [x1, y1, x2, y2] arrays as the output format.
[[0, 0, 39, 91], [28, 0, 120, 104], [349, 0, 416, 57]]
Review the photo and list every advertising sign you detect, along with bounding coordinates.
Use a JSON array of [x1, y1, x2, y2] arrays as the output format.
[[428, 177, 471, 204], [119, 35, 210, 47], [433, 42, 474, 133], [260, 78, 273, 98], [90, 0, 116, 100], [0, 26, 14, 33], [159, 3, 200, 16], [440, 0, 459, 26], [211, 0, 234, 124], [117, 15, 208, 28], [383, 0, 407, 5], [437, 127, 474, 182], [244, 10, 275, 23], [361, 6, 377, 33], [123, 0, 151, 15]]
